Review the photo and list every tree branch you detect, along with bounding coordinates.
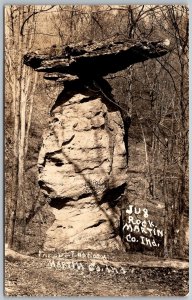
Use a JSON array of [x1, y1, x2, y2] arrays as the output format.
[[20, 5, 55, 36]]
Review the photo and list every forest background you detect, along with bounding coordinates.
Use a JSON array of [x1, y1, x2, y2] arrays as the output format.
[[4, 4, 189, 259]]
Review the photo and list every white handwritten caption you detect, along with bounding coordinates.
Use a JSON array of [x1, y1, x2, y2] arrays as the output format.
[[123, 205, 164, 247], [47, 260, 127, 275]]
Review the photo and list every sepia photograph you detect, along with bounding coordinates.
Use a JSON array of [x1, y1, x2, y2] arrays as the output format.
[[4, 4, 189, 296]]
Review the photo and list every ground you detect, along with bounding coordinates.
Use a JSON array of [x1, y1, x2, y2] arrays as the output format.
[[5, 249, 188, 296]]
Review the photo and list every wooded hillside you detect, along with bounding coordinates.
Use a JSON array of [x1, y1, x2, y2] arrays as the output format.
[[5, 4, 188, 259]]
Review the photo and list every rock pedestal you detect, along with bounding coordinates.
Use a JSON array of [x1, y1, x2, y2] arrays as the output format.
[[38, 90, 128, 250], [24, 39, 170, 251]]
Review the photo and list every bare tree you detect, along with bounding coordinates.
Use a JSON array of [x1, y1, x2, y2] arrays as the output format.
[[5, 5, 55, 248]]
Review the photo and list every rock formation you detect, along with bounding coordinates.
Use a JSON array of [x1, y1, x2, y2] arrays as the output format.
[[24, 39, 170, 251]]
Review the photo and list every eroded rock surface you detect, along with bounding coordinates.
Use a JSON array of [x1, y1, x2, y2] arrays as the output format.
[[24, 39, 170, 77], [38, 91, 127, 250]]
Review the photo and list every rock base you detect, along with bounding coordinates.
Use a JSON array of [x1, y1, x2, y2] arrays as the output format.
[[44, 195, 125, 251]]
